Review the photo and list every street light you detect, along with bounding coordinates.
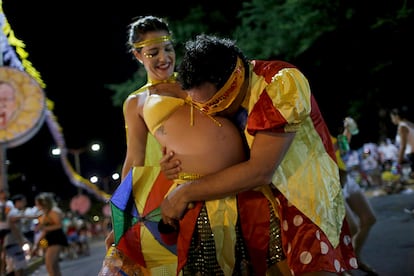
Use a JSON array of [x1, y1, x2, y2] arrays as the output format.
[[52, 143, 101, 194], [90, 172, 120, 193]]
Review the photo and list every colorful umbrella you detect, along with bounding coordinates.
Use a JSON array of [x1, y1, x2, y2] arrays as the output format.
[[110, 166, 176, 267]]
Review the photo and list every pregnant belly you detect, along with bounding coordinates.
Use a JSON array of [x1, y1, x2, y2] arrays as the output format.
[[161, 125, 245, 174]]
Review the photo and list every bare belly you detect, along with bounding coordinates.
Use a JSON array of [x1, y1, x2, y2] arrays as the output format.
[[154, 105, 245, 175]]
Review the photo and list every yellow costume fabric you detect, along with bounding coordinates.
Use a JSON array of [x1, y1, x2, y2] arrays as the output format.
[[142, 86, 238, 275], [132, 167, 178, 274], [244, 65, 344, 247], [119, 76, 179, 274], [122, 74, 178, 166], [143, 94, 186, 134], [167, 176, 238, 276]]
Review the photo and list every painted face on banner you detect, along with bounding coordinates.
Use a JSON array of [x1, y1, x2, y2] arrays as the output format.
[[0, 81, 18, 128]]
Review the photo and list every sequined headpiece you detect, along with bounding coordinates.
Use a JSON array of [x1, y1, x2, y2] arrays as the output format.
[[133, 35, 172, 48], [193, 57, 245, 115]]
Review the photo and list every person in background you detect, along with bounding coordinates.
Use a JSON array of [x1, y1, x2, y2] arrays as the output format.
[[390, 106, 414, 178], [4, 194, 30, 276], [65, 217, 79, 259], [0, 190, 13, 239], [333, 118, 378, 276], [0, 189, 14, 275], [21, 203, 40, 246], [61, 211, 77, 259], [159, 34, 356, 276], [76, 220, 90, 256], [32, 192, 68, 276], [358, 143, 383, 188], [377, 137, 398, 166]]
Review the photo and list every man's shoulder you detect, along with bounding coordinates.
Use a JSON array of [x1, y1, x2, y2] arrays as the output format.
[[253, 59, 296, 69], [251, 60, 297, 78]]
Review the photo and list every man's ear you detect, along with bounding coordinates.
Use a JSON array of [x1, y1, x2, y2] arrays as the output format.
[[133, 50, 143, 64]]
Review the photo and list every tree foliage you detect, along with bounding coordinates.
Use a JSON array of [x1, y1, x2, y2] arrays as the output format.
[[108, 0, 414, 146], [233, 0, 339, 60]]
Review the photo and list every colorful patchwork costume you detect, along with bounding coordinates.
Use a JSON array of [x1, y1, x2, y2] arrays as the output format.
[[230, 59, 357, 275]]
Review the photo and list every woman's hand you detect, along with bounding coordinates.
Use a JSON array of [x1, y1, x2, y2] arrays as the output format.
[[31, 245, 39, 257], [160, 148, 181, 180], [105, 230, 115, 251]]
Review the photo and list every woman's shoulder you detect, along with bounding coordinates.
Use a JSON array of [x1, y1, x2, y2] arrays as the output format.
[[398, 121, 414, 131], [46, 207, 63, 218], [126, 91, 148, 105], [405, 120, 414, 130], [123, 93, 148, 121], [52, 206, 63, 213]]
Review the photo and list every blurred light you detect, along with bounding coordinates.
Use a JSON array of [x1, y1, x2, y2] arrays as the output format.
[[90, 176, 98, 183], [112, 173, 120, 180], [22, 243, 30, 251], [91, 143, 101, 152], [52, 148, 61, 155], [22, 243, 31, 261]]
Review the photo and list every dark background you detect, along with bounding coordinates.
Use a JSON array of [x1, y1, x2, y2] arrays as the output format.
[[2, 1, 137, 204]]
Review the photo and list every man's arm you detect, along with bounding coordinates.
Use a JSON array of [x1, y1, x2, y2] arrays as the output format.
[[8, 211, 26, 245], [161, 130, 295, 221]]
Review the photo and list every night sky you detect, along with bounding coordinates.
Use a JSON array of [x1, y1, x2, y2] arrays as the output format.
[[3, 1, 219, 204], [1, 1, 410, 204], [2, 1, 152, 203]]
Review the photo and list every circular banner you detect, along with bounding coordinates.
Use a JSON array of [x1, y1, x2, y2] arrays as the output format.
[[102, 203, 111, 217], [0, 66, 46, 148], [70, 194, 91, 215]]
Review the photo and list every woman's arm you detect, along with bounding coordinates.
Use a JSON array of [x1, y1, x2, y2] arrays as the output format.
[[121, 94, 148, 179], [398, 125, 409, 164], [161, 131, 295, 221]]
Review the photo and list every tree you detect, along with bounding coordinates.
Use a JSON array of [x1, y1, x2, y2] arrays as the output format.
[[234, 0, 339, 60], [107, 0, 414, 146]]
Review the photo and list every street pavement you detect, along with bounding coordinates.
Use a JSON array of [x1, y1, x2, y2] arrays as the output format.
[[349, 186, 414, 276], [27, 186, 414, 276], [28, 238, 106, 276]]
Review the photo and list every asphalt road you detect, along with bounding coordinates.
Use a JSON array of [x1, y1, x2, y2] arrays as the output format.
[[350, 188, 414, 276], [28, 188, 414, 276], [28, 238, 106, 276]]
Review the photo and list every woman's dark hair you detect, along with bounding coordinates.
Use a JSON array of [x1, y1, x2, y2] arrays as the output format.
[[178, 34, 249, 90], [391, 106, 410, 120], [11, 194, 26, 204], [127, 15, 171, 54]]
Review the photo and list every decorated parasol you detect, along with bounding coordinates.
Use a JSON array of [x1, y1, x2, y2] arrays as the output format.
[[110, 166, 176, 267]]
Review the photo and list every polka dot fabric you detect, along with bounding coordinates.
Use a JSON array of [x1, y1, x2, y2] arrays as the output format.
[[276, 191, 358, 275]]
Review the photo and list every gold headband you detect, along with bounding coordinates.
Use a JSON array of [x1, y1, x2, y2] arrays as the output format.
[[194, 57, 245, 115], [133, 35, 171, 48]]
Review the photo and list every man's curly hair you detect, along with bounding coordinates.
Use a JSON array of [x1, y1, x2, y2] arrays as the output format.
[[178, 34, 249, 90]]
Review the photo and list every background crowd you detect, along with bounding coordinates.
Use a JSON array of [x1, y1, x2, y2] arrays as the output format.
[[0, 190, 109, 276]]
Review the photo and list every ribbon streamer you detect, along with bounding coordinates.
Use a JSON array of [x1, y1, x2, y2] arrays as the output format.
[[1, 1, 110, 202]]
